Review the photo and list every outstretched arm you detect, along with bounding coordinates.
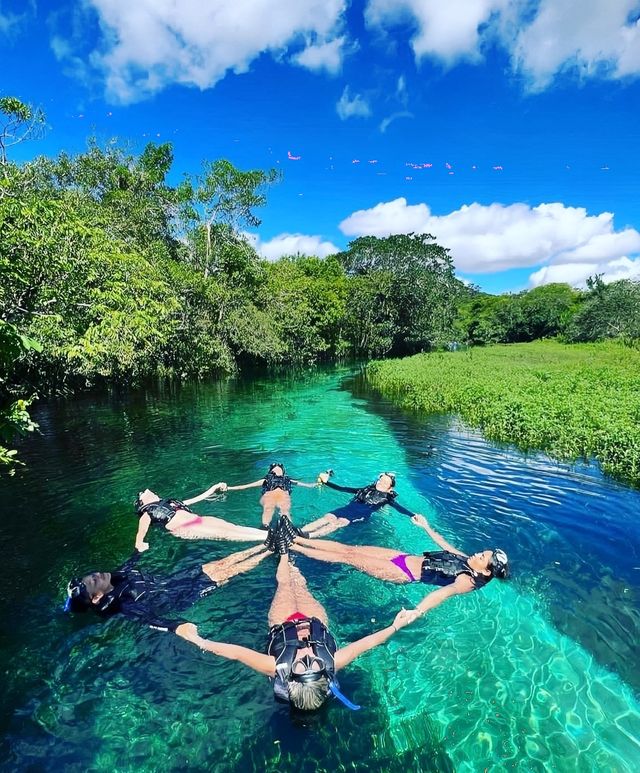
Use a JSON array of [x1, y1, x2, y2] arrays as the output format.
[[134, 513, 151, 552], [388, 499, 416, 518], [415, 576, 475, 617], [225, 479, 265, 492], [411, 514, 466, 556], [334, 609, 416, 671], [183, 482, 227, 506], [175, 623, 276, 676], [291, 479, 320, 489], [321, 479, 360, 494]]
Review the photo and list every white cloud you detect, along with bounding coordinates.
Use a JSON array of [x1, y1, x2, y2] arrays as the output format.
[[339, 197, 640, 284], [293, 35, 346, 74], [336, 85, 371, 119], [396, 74, 408, 105], [341, 197, 430, 236], [365, 0, 640, 87], [379, 110, 413, 133], [530, 257, 640, 287], [513, 0, 640, 89], [250, 232, 340, 260], [366, 0, 509, 65], [0, 1, 32, 36], [74, 0, 346, 102]]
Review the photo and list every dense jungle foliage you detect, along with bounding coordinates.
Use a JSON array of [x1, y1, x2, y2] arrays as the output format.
[[367, 341, 640, 485], [1, 97, 639, 469]]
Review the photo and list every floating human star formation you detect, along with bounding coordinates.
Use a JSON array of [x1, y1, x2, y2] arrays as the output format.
[[2, 0, 640, 293]]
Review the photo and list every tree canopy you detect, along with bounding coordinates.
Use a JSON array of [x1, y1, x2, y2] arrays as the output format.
[[1, 94, 638, 470]]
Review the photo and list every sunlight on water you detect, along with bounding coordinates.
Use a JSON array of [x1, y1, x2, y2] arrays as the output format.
[[1, 367, 639, 771]]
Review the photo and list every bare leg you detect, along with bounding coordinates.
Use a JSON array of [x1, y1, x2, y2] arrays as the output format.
[[290, 542, 411, 583], [172, 516, 266, 542], [295, 536, 401, 561], [261, 490, 294, 526], [302, 513, 350, 538], [268, 555, 329, 626], [303, 512, 336, 532], [202, 544, 271, 584]]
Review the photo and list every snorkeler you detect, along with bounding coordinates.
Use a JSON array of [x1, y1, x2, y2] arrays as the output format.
[[301, 471, 416, 538], [220, 463, 319, 528], [134, 487, 268, 552], [64, 544, 271, 639], [289, 514, 509, 618], [177, 553, 415, 712]]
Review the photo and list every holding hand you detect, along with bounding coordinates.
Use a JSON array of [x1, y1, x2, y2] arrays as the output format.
[[175, 622, 200, 642], [135, 541, 150, 553], [411, 514, 430, 529], [392, 607, 419, 630]]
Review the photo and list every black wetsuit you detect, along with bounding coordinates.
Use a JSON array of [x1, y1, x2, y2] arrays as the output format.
[[94, 551, 217, 632], [261, 473, 296, 495], [323, 480, 414, 524], [138, 498, 193, 526], [266, 617, 338, 702], [420, 551, 492, 591]]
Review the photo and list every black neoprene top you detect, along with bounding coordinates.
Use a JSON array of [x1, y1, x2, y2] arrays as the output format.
[[323, 479, 414, 517]]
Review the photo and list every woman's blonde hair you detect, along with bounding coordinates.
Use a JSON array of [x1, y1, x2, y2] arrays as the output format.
[[287, 677, 329, 711]]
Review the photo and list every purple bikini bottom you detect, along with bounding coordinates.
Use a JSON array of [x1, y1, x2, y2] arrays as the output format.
[[390, 554, 417, 582]]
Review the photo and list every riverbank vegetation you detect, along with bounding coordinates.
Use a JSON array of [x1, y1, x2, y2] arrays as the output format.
[[2, 96, 640, 470], [0, 98, 464, 467], [367, 340, 640, 485]]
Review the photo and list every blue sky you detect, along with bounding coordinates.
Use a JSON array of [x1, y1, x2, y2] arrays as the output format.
[[2, 0, 640, 293]]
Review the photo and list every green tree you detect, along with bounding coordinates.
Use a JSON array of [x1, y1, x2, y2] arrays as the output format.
[[183, 159, 280, 278], [0, 321, 41, 472], [565, 277, 640, 343], [337, 233, 462, 354], [260, 255, 348, 362], [456, 284, 581, 345], [0, 96, 46, 166], [36, 139, 182, 261]]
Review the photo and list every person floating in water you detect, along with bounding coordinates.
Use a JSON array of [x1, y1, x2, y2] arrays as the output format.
[[220, 463, 319, 528], [288, 514, 509, 618], [65, 544, 272, 640], [177, 553, 415, 712], [301, 471, 416, 538], [134, 486, 268, 553]]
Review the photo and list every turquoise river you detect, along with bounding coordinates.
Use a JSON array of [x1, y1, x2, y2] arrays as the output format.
[[0, 367, 639, 772]]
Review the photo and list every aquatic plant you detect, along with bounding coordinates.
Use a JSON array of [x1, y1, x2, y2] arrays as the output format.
[[367, 340, 640, 485]]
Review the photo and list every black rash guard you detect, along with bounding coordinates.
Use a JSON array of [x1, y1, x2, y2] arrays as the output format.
[[94, 552, 217, 632], [420, 551, 492, 590], [261, 473, 297, 494], [323, 479, 414, 523], [137, 498, 193, 526]]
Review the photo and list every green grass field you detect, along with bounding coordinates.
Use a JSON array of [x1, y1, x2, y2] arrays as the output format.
[[367, 340, 640, 485]]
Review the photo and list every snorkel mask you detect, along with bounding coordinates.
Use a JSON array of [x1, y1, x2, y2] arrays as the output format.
[[64, 577, 89, 612], [490, 548, 509, 579], [290, 656, 361, 711]]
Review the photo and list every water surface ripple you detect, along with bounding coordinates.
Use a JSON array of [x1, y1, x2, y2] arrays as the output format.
[[0, 368, 639, 772]]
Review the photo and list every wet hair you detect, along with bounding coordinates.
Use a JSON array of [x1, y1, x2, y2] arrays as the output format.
[[489, 549, 509, 579], [287, 677, 330, 711], [268, 462, 286, 475], [378, 472, 396, 487], [65, 577, 92, 613]]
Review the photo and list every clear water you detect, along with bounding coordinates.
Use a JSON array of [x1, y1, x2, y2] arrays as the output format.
[[1, 367, 639, 772]]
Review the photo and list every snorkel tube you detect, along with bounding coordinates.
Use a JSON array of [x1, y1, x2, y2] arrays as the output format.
[[290, 654, 361, 711], [329, 681, 361, 711]]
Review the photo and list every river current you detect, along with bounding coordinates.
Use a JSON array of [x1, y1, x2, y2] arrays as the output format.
[[1, 367, 639, 771]]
